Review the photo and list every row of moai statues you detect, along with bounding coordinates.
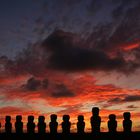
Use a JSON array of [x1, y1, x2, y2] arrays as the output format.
[[2, 107, 132, 134], [91, 107, 132, 133]]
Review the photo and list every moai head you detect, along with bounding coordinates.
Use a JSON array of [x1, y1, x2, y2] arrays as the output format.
[[16, 115, 22, 122], [109, 114, 116, 121], [123, 112, 131, 120], [63, 115, 70, 122], [92, 107, 99, 116], [28, 115, 34, 123], [50, 114, 57, 122], [38, 116, 45, 123], [78, 115, 84, 122], [5, 116, 11, 122]]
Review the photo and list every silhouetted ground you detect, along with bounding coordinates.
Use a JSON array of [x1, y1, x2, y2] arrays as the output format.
[[0, 132, 140, 140]]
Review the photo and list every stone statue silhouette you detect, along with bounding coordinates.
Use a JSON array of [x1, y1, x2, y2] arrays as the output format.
[[5, 116, 12, 133], [90, 107, 101, 133], [77, 115, 85, 134], [49, 114, 58, 134], [37, 116, 46, 133], [123, 112, 132, 133], [15, 115, 23, 133], [27, 115, 35, 133], [62, 115, 71, 134], [108, 114, 117, 133]]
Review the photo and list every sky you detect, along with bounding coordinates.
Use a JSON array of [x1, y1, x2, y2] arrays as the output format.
[[0, 0, 140, 132]]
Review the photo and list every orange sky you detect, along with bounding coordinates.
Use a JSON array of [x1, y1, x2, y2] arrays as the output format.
[[0, 71, 140, 132]]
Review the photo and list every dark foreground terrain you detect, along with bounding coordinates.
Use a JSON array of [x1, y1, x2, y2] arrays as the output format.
[[0, 132, 140, 140]]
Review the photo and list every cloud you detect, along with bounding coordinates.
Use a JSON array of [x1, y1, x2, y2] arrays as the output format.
[[1, 28, 139, 78], [2, 1, 140, 77], [108, 97, 122, 103], [127, 105, 138, 109], [42, 78, 49, 89], [0, 106, 26, 116], [108, 95, 140, 103], [87, 2, 140, 53], [51, 84, 75, 98], [122, 95, 140, 102], [22, 77, 41, 91], [42, 29, 127, 72], [22, 77, 49, 91], [0, 42, 47, 76]]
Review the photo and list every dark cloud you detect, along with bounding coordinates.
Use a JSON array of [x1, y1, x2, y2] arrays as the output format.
[[0, 56, 11, 71], [5, 42, 47, 76], [51, 84, 75, 98], [22, 77, 49, 91], [0, 55, 16, 77], [2, 1, 140, 76], [21, 76, 73, 98], [122, 95, 140, 102], [108, 95, 140, 103], [42, 78, 49, 89], [127, 105, 138, 109], [3, 25, 140, 77], [108, 97, 122, 103], [23, 77, 41, 91], [42, 29, 126, 71], [87, 1, 140, 53]]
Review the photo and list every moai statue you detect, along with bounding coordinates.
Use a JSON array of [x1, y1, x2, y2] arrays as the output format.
[[5, 116, 12, 133], [15, 115, 23, 133], [27, 115, 35, 133], [37, 116, 46, 133], [90, 107, 101, 133], [62, 115, 71, 134], [77, 115, 85, 134], [49, 114, 58, 134], [123, 112, 132, 133], [108, 114, 117, 133]]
